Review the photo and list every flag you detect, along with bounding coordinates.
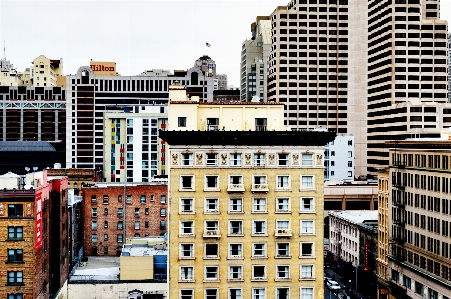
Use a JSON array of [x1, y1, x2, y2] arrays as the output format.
[[206, 42, 211, 47]]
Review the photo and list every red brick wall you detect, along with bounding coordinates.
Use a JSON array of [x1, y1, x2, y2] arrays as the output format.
[[82, 184, 168, 256]]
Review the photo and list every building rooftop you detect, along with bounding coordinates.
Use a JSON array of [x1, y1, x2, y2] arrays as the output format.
[[0, 141, 56, 152], [71, 256, 120, 281], [159, 130, 336, 146], [329, 210, 378, 226]]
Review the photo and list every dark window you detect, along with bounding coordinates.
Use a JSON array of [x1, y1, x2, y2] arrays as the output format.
[[8, 227, 23, 240], [8, 204, 23, 217], [7, 249, 23, 262], [7, 271, 23, 285]]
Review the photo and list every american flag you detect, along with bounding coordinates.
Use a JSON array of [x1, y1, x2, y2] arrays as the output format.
[[206, 42, 211, 47]]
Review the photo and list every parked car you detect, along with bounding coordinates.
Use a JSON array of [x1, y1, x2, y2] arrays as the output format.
[[327, 280, 341, 292]]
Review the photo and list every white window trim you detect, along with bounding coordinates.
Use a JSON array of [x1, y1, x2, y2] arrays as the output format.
[[228, 243, 244, 259], [204, 175, 220, 192], [275, 197, 291, 213], [300, 175, 315, 191], [301, 153, 313, 166], [252, 197, 268, 213], [276, 242, 291, 258], [228, 288, 243, 299], [276, 175, 291, 191], [252, 243, 267, 259], [180, 243, 195, 260], [300, 264, 315, 280], [300, 287, 314, 299], [228, 265, 244, 281], [181, 153, 193, 166], [252, 175, 269, 192], [229, 153, 242, 166], [180, 197, 195, 214], [204, 243, 220, 259], [228, 197, 244, 214], [179, 289, 194, 299], [204, 289, 219, 299], [300, 197, 315, 213], [180, 175, 195, 191], [275, 264, 291, 281], [228, 175, 244, 191], [204, 266, 220, 281], [179, 266, 194, 282], [300, 220, 315, 235], [278, 153, 290, 166], [204, 197, 219, 214], [275, 220, 292, 237], [252, 219, 268, 236], [206, 153, 219, 166], [251, 265, 267, 281], [180, 220, 195, 237], [228, 220, 244, 237]]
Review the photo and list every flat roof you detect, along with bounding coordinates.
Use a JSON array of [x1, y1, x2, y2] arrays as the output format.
[[329, 210, 378, 225], [71, 256, 120, 281]]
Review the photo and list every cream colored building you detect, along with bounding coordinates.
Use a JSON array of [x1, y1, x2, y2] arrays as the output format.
[[30, 55, 63, 87], [376, 168, 390, 298], [0, 58, 23, 86], [162, 84, 336, 299]]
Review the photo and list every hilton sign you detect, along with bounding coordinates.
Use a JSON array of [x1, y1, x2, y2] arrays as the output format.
[[90, 64, 115, 72]]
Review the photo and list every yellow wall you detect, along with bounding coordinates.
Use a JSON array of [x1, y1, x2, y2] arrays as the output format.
[[120, 255, 154, 280]]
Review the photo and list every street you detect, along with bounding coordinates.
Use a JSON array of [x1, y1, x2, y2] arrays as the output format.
[[325, 268, 367, 299]]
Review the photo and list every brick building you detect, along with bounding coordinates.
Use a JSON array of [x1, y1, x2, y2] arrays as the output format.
[[82, 182, 168, 256], [0, 170, 69, 299]]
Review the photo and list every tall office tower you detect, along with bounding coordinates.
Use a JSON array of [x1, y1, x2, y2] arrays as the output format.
[[448, 33, 451, 102], [163, 83, 336, 299], [241, 16, 272, 101], [267, 0, 368, 177], [384, 138, 451, 298], [194, 55, 216, 77], [367, 0, 448, 173], [65, 64, 215, 173]]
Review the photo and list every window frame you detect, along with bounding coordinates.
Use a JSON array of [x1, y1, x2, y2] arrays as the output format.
[[229, 197, 243, 213], [300, 265, 314, 280], [206, 153, 218, 166], [300, 197, 315, 212], [7, 249, 23, 263], [300, 242, 314, 258], [276, 175, 291, 191], [230, 153, 242, 166], [252, 220, 267, 236], [252, 197, 267, 213], [228, 220, 244, 236], [180, 221, 194, 235], [180, 175, 195, 191], [301, 175, 315, 190], [300, 220, 314, 235], [180, 197, 194, 214], [7, 271, 23, 286], [278, 153, 289, 166], [252, 265, 267, 281], [180, 243, 194, 259], [228, 243, 244, 258], [7, 227, 23, 240], [180, 266, 194, 281], [205, 266, 219, 281], [252, 243, 267, 258], [276, 243, 290, 258], [182, 153, 193, 165], [302, 153, 313, 165], [276, 265, 290, 280], [178, 117, 187, 127], [254, 153, 265, 166], [205, 175, 220, 191], [276, 197, 290, 213], [205, 198, 219, 213], [228, 265, 243, 280]]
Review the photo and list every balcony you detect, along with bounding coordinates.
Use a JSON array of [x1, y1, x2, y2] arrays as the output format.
[[275, 229, 292, 238], [203, 230, 221, 238], [251, 183, 269, 193], [255, 125, 267, 131], [206, 125, 219, 131], [228, 183, 245, 193]]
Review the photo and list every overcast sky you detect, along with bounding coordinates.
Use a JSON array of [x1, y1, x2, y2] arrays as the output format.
[[0, 0, 450, 87]]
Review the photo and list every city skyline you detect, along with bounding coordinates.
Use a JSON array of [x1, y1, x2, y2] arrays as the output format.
[[1, 0, 449, 88]]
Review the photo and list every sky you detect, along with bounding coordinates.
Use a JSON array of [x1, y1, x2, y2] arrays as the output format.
[[0, 0, 450, 87]]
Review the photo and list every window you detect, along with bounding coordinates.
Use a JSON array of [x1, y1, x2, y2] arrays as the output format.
[[348, 171, 352, 177], [301, 265, 313, 279], [160, 220, 166, 230], [253, 289, 265, 299], [253, 175, 268, 190], [229, 266, 243, 280], [117, 208, 123, 217], [301, 242, 314, 257], [92, 208, 97, 217], [301, 175, 314, 189], [254, 153, 265, 166], [150, 195, 154, 201], [230, 153, 242, 166], [117, 221, 123, 230], [415, 281, 423, 294], [348, 161, 352, 167], [134, 221, 140, 230], [253, 266, 266, 280], [7, 271, 23, 285], [205, 198, 219, 212], [205, 243, 218, 258], [161, 195, 166, 203], [277, 265, 290, 279], [301, 220, 314, 234], [92, 234, 97, 243], [276, 243, 290, 257], [145, 208, 149, 215], [205, 266, 219, 280], [229, 243, 243, 257], [348, 151, 352, 158], [403, 275, 411, 289], [7, 294, 23, 299], [140, 195, 146, 203], [181, 221, 194, 235], [180, 290, 193, 299], [103, 195, 109, 204], [180, 244, 194, 258], [135, 208, 140, 217], [182, 153, 193, 165], [145, 221, 149, 228], [117, 234, 123, 243], [301, 288, 313, 299], [205, 221, 219, 233], [104, 208, 108, 215], [391, 269, 399, 282], [276, 175, 290, 190], [302, 154, 313, 165], [278, 153, 289, 165], [253, 243, 266, 257], [253, 198, 267, 212], [229, 175, 244, 190], [229, 289, 242, 299], [229, 198, 243, 213], [104, 234, 108, 241], [277, 288, 289, 299], [229, 221, 243, 235], [160, 208, 166, 217], [91, 195, 97, 203], [181, 198, 194, 213], [205, 175, 219, 190], [206, 153, 218, 166], [301, 197, 314, 212], [276, 198, 290, 212], [276, 220, 290, 230], [181, 175, 194, 190], [178, 117, 186, 127], [126, 195, 132, 204], [7, 249, 23, 262], [253, 220, 267, 235], [92, 221, 97, 230], [180, 266, 194, 281], [118, 195, 122, 202], [205, 289, 218, 299]]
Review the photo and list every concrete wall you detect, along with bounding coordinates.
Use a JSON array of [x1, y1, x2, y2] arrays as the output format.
[[67, 282, 167, 299]]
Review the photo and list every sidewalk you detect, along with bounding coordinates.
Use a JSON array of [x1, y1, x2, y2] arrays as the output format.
[[325, 268, 366, 299]]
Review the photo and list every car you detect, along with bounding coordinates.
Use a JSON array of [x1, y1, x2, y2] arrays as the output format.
[[327, 280, 341, 292]]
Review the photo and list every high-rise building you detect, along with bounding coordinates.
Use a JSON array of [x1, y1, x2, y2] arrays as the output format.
[[366, 0, 448, 173], [162, 83, 335, 299], [240, 16, 271, 101], [194, 55, 216, 77], [324, 135, 355, 181], [383, 137, 451, 298], [267, 0, 369, 177]]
